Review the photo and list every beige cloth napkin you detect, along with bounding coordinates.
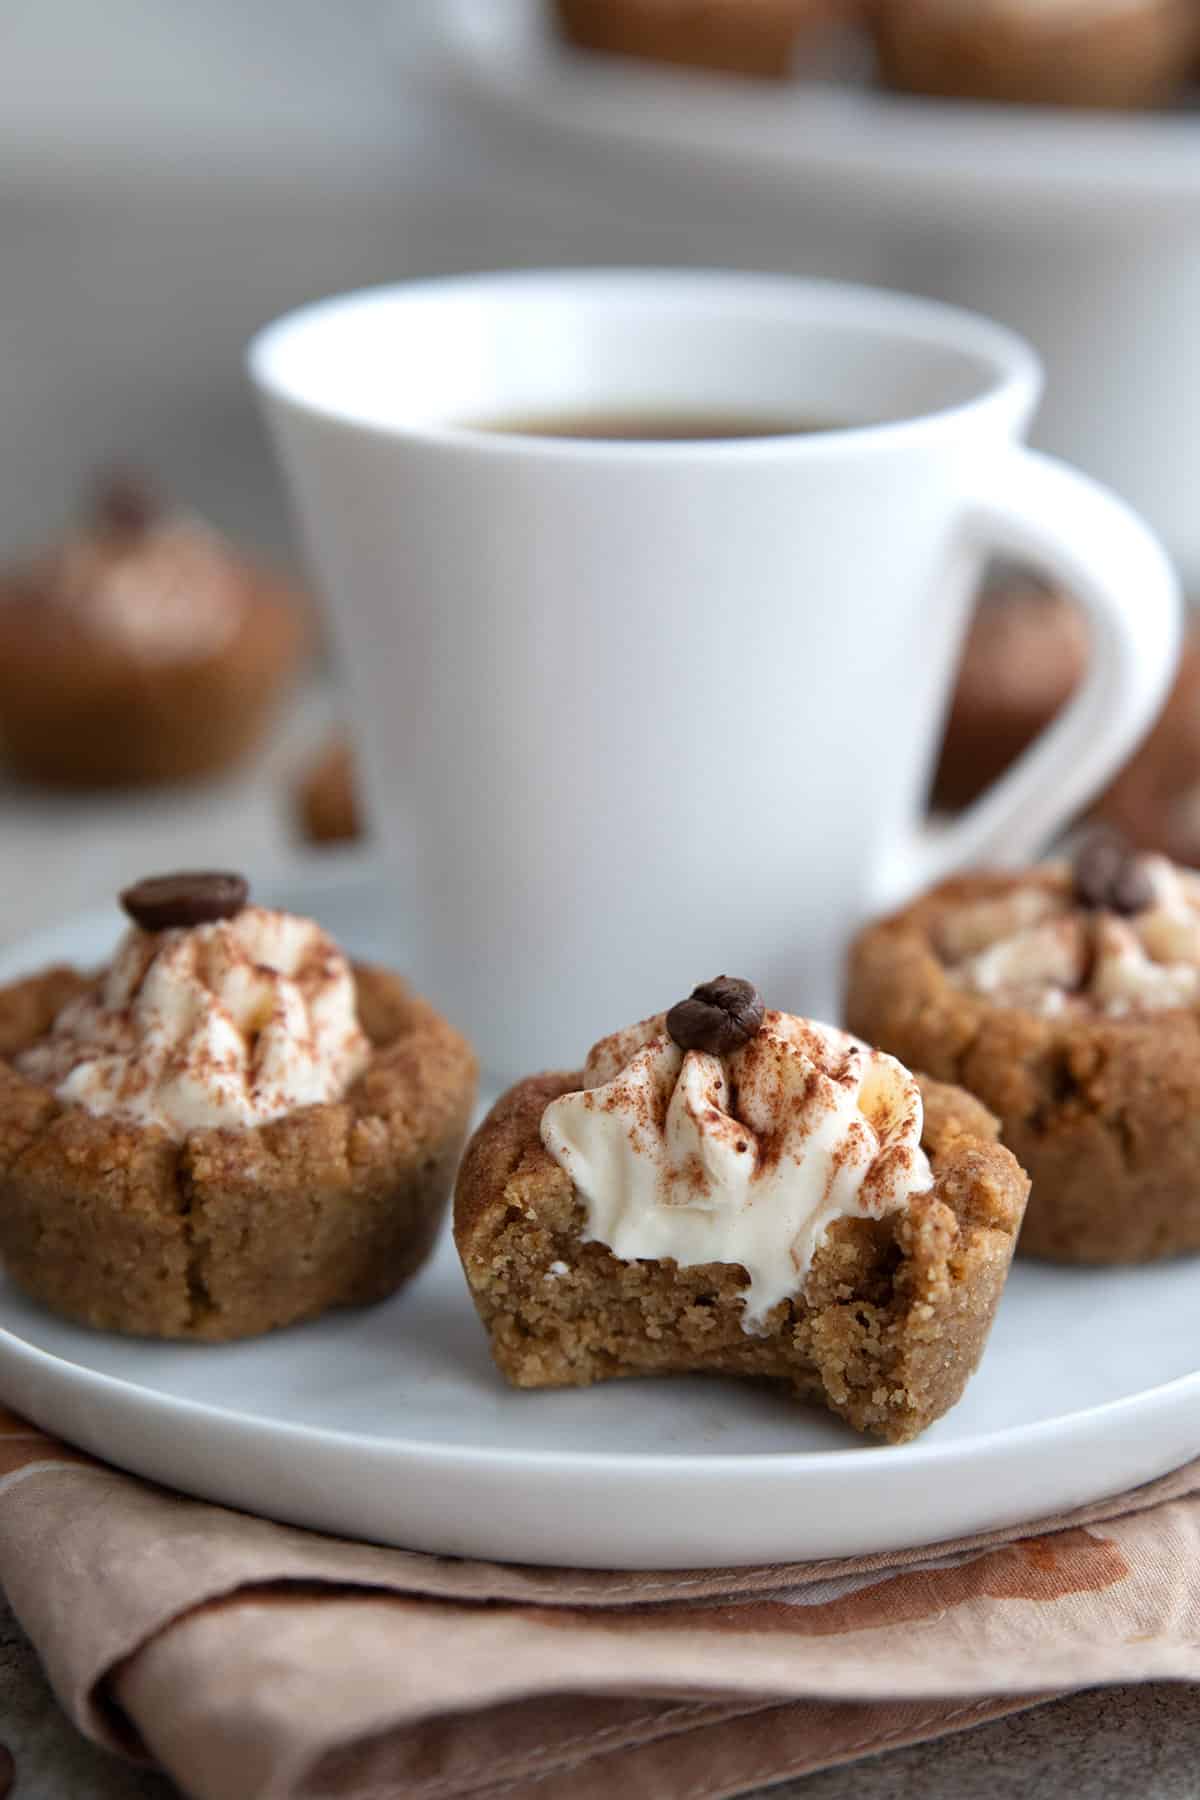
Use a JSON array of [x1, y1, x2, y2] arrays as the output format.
[[3, 1405, 1200, 1800]]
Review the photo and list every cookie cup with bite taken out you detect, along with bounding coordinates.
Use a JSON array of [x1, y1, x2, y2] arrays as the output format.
[[456, 977, 1028, 1443]]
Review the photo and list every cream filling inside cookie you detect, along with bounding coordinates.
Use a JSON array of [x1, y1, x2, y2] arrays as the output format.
[[17, 906, 370, 1135], [540, 1010, 933, 1333], [942, 857, 1200, 1016]]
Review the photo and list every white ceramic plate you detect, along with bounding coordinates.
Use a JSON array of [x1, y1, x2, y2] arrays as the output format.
[[420, 0, 1200, 217], [1, 870, 1199, 1568]]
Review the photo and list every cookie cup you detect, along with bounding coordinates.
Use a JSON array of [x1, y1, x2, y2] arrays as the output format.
[[871, 0, 1198, 108], [0, 572, 305, 789], [847, 870, 1200, 1263], [0, 964, 475, 1339], [455, 1069, 1027, 1443], [552, 0, 856, 79]]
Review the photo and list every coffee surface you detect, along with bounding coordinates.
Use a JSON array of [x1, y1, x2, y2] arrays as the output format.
[[471, 411, 843, 441]]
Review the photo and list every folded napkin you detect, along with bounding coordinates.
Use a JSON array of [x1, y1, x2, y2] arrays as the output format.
[[3, 1405, 1200, 1800]]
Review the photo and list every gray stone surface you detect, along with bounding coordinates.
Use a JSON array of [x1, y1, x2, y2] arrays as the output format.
[[776, 1685, 1200, 1799], [0, 1590, 171, 1798], [0, 1581, 1196, 1800]]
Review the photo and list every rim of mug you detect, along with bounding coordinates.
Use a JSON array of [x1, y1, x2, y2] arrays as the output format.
[[247, 267, 1043, 457]]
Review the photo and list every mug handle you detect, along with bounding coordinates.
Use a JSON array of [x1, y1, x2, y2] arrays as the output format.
[[874, 448, 1182, 911]]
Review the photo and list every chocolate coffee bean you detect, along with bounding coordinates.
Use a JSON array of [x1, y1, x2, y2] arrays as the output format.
[[120, 871, 249, 931], [1072, 832, 1124, 909], [1108, 857, 1155, 918], [667, 976, 765, 1055], [1072, 831, 1153, 917], [94, 469, 157, 537]]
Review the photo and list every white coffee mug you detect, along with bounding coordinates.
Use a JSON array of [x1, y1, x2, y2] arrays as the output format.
[[250, 270, 1180, 1077]]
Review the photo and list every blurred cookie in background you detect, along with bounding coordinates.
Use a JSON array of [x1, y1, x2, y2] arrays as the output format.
[[1095, 631, 1200, 865], [0, 472, 308, 788], [936, 568, 1200, 867], [870, 0, 1199, 109], [933, 573, 1089, 812], [551, 0, 863, 79], [295, 732, 362, 845]]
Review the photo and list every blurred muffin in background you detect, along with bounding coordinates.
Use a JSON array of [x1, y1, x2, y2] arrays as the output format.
[[295, 732, 362, 846], [551, 0, 862, 79], [933, 574, 1089, 812], [871, 0, 1198, 108], [0, 473, 307, 788]]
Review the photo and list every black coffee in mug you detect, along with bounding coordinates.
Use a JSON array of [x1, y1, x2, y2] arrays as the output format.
[[471, 411, 843, 441]]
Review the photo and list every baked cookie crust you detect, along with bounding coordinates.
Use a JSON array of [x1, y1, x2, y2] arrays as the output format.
[[455, 1068, 1027, 1444], [846, 869, 1200, 1263], [0, 963, 476, 1339]]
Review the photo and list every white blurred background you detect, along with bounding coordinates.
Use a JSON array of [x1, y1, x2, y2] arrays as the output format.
[[1, 0, 1197, 933], [4, 0, 1197, 576]]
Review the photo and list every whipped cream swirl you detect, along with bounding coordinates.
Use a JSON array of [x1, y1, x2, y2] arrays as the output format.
[[540, 1011, 933, 1332], [18, 907, 370, 1136], [942, 856, 1200, 1017]]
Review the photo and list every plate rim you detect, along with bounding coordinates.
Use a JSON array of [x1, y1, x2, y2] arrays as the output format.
[[4, 871, 1200, 1483], [1, 873, 1199, 1477], [4, 872, 1200, 1562], [0, 1274, 1197, 1478]]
